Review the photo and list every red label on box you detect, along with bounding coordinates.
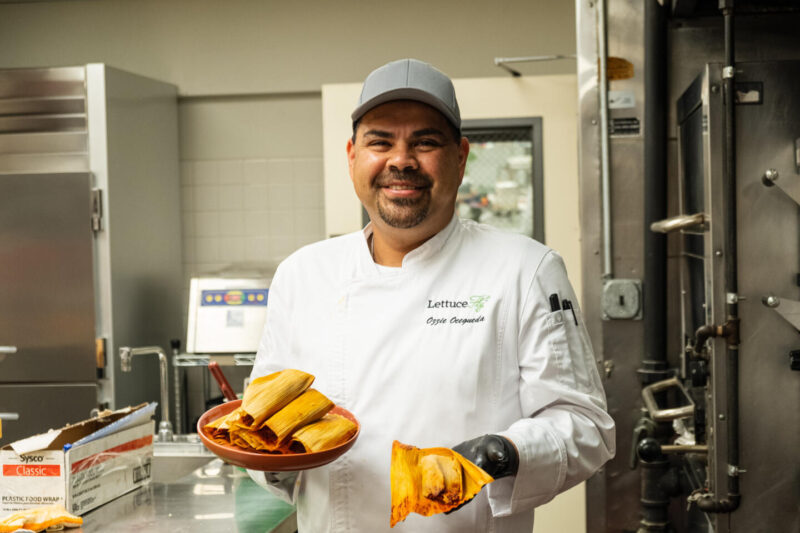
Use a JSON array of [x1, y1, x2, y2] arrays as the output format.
[[3, 464, 61, 477]]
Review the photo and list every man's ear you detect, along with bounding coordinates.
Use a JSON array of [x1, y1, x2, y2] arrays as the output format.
[[457, 137, 470, 185], [347, 138, 356, 180], [346, 137, 356, 182]]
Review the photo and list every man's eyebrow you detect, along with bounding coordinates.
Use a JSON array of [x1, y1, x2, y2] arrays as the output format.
[[412, 128, 446, 138], [362, 129, 393, 139]]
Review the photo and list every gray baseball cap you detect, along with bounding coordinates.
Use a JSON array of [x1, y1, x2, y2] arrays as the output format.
[[351, 58, 461, 129]]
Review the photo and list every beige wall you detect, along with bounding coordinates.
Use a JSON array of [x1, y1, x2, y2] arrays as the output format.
[[323, 74, 585, 533], [0, 0, 576, 95]]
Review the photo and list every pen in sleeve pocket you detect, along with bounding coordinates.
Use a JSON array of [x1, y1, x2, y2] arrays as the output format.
[[562, 299, 578, 325], [549, 293, 561, 312]]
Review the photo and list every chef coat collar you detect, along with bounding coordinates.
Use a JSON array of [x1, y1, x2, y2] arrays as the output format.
[[360, 214, 460, 272]]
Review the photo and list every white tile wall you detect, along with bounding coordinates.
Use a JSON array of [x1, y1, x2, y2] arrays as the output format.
[[180, 157, 325, 280]]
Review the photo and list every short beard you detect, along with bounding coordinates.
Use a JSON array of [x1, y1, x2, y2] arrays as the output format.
[[377, 196, 430, 228], [374, 170, 432, 229]]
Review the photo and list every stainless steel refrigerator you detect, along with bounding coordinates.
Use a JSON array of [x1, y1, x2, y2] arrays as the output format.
[[0, 65, 183, 444]]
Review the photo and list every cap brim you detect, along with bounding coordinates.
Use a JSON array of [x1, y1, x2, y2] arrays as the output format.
[[350, 87, 460, 129]]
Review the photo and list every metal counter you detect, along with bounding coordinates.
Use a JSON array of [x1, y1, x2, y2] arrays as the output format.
[[75, 460, 296, 533]]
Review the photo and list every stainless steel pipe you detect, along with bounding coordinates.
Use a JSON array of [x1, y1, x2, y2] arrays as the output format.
[[597, 0, 613, 279]]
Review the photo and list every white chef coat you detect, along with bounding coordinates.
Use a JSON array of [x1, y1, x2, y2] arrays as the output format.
[[248, 215, 615, 533]]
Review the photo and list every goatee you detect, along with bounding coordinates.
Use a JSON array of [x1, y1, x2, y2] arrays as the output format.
[[374, 169, 432, 228]]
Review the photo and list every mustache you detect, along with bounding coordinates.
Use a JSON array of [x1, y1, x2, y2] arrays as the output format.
[[373, 169, 432, 188]]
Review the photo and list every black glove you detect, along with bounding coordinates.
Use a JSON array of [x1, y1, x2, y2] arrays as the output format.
[[452, 434, 519, 479], [444, 435, 519, 515]]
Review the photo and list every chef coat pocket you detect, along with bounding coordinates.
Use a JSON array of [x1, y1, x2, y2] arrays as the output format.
[[545, 310, 591, 391]]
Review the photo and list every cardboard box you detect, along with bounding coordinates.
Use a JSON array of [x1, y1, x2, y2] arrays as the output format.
[[0, 404, 154, 516]]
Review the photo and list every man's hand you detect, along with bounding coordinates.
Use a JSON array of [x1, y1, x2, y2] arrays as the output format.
[[444, 435, 519, 515], [452, 434, 519, 479]]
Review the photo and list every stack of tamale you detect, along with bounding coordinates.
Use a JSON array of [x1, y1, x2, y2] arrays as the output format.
[[203, 369, 358, 454]]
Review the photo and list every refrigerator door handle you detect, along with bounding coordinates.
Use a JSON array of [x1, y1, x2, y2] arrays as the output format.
[[0, 346, 18, 354], [0, 413, 20, 420]]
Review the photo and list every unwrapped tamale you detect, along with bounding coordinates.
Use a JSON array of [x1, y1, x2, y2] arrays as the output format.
[[390, 441, 494, 527], [240, 369, 314, 428], [419, 454, 462, 505], [288, 413, 358, 453]]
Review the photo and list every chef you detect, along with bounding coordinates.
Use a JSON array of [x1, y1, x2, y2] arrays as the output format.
[[247, 58, 615, 532]]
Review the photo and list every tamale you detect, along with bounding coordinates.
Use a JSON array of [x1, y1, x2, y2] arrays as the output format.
[[390, 440, 494, 527], [229, 426, 272, 451], [288, 413, 357, 453], [203, 407, 244, 442], [261, 389, 334, 447], [229, 428, 258, 451], [240, 369, 314, 429]]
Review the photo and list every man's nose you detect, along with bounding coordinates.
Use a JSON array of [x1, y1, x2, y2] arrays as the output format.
[[387, 144, 419, 172]]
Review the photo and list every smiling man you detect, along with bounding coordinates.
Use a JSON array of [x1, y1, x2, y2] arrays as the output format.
[[248, 59, 615, 532], [347, 99, 469, 264]]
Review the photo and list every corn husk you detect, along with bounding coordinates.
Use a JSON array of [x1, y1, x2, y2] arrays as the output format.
[[229, 429, 257, 451], [390, 441, 494, 528], [288, 413, 357, 453], [240, 369, 314, 428], [229, 426, 271, 451], [204, 407, 244, 441], [261, 389, 334, 447], [0, 504, 82, 533]]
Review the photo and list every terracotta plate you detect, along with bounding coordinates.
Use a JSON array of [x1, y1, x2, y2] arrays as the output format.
[[197, 399, 360, 471]]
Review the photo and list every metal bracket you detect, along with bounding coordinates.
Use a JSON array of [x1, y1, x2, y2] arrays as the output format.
[[722, 66, 735, 79], [493, 55, 576, 77], [762, 165, 800, 206], [727, 464, 746, 477], [91, 188, 103, 233], [762, 295, 800, 331]]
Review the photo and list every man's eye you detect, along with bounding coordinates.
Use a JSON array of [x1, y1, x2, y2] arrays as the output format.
[[368, 140, 390, 147], [417, 139, 441, 148]]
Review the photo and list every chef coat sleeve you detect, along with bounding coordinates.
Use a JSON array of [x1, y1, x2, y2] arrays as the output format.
[[246, 262, 302, 504], [246, 469, 300, 505], [490, 250, 616, 516]]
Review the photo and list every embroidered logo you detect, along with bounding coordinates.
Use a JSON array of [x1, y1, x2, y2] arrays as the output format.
[[469, 295, 490, 312]]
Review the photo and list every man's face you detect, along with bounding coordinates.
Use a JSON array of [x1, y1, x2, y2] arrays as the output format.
[[347, 100, 469, 241]]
